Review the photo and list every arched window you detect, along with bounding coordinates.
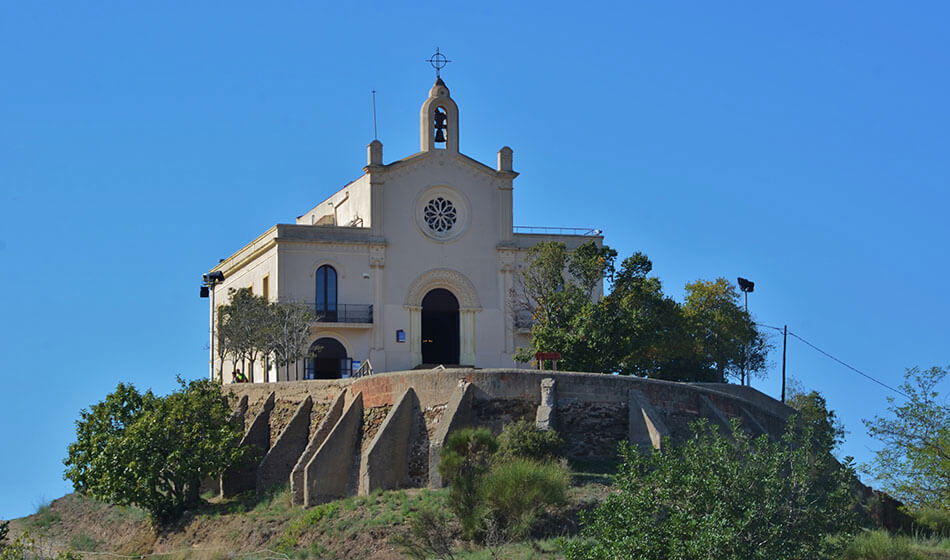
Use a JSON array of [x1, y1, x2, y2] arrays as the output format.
[[315, 265, 337, 322]]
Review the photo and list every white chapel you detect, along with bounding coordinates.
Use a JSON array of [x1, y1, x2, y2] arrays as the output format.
[[207, 74, 603, 382]]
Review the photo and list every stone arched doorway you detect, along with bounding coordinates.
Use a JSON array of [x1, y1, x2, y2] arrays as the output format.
[[305, 337, 351, 379], [405, 268, 481, 367], [421, 288, 460, 365]]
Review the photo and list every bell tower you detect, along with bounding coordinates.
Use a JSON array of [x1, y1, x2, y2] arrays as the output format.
[[420, 78, 459, 153]]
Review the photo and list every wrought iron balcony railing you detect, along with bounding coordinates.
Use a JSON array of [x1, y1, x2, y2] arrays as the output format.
[[315, 304, 373, 324]]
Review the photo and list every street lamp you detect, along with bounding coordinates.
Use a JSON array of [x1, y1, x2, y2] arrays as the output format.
[[737, 277, 755, 386], [200, 270, 226, 380]]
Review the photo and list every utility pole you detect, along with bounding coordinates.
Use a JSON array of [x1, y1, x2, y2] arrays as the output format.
[[781, 324, 788, 402]]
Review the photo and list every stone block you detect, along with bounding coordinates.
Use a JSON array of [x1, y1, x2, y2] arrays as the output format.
[[535, 377, 556, 430]]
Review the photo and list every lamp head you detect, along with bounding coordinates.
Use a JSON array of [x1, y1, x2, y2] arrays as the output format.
[[737, 277, 755, 293]]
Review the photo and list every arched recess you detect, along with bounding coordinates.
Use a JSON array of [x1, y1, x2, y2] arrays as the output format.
[[405, 269, 479, 367], [304, 336, 351, 379]]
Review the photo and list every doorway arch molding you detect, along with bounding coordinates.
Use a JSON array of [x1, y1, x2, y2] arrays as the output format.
[[404, 268, 480, 366], [404, 268, 481, 311]]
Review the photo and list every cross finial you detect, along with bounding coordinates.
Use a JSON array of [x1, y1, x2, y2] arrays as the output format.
[[426, 48, 451, 78]]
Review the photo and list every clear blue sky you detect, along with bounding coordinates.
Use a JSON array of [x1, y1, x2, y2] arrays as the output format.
[[2, 2, 948, 519]]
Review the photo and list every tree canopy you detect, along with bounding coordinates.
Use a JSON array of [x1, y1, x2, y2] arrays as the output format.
[[513, 241, 769, 382], [216, 288, 316, 382], [63, 378, 249, 524], [863, 366, 950, 511]]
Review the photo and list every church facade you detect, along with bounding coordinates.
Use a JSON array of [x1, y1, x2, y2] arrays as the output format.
[[207, 77, 603, 382]]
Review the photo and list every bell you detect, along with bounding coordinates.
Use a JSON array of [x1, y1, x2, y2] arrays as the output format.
[[434, 128, 446, 143]]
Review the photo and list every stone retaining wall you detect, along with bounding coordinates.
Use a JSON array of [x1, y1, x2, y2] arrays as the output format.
[[223, 369, 795, 506]]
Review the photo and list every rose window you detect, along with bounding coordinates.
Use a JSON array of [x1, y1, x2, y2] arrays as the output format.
[[424, 197, 457, 233]]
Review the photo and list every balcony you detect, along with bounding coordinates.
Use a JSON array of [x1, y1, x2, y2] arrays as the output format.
[[315, 304, 373, 326]]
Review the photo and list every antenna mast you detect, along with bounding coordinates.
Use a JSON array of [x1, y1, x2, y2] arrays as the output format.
[[371, 90, 378, 140]]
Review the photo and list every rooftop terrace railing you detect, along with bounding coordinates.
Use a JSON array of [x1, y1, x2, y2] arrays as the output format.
[[514, 226, 602, 236]]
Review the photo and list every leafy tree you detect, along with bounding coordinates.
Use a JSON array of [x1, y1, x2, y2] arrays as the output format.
[[565, 418, 857, 560], [217, 288, 271, 380], [863, 366, 950, 510], [266, 300, 317, 381], [606, 254, 700, 379], [63, 378, 249, 524], [512, 241, 617, 370], [786, 383, 847, 455], [512, 243, 768, 382], [682, 278, 769, 383]]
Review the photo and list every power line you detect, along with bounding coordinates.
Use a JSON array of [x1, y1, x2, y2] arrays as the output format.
[[786, 331, 910, 399], [755, 322, 785, 332]]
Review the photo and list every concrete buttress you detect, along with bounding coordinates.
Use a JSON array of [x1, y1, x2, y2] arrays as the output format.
[[221, 392, 275, 497], [628, 389, 670, 450], [359, 387, 422, 495], [305, 392, 364, 506], [257, 396, 313, 493], [291, 391, 346, 505], [428, 381, 475, 488]]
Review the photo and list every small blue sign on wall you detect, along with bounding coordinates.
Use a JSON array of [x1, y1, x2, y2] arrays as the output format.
[[396, 329, 406, 343]]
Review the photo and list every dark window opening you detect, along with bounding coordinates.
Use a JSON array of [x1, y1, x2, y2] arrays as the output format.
[[316, 265, 338, 322]]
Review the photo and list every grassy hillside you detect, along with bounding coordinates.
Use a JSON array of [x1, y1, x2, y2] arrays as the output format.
[[9, 464, 950, 560], [7, 472, 612, 560]]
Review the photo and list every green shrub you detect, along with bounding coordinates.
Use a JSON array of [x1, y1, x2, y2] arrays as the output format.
[[912, 507, 950, 537], [28, 503, 60, 531], [67, 533, 98, 552], [565, 418, 857, 560], [840, 530, 923, 560], [480, 458, 570, 540], [439, 428, 498, 541], [390, 504, 457, 560], [496, 421, 564, 462]]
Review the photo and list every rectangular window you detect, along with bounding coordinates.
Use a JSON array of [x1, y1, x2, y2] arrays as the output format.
[[262, 275, 270, 301]]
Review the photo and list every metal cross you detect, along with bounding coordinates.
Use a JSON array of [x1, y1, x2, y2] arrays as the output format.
[[426, 48, 452, 78]]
